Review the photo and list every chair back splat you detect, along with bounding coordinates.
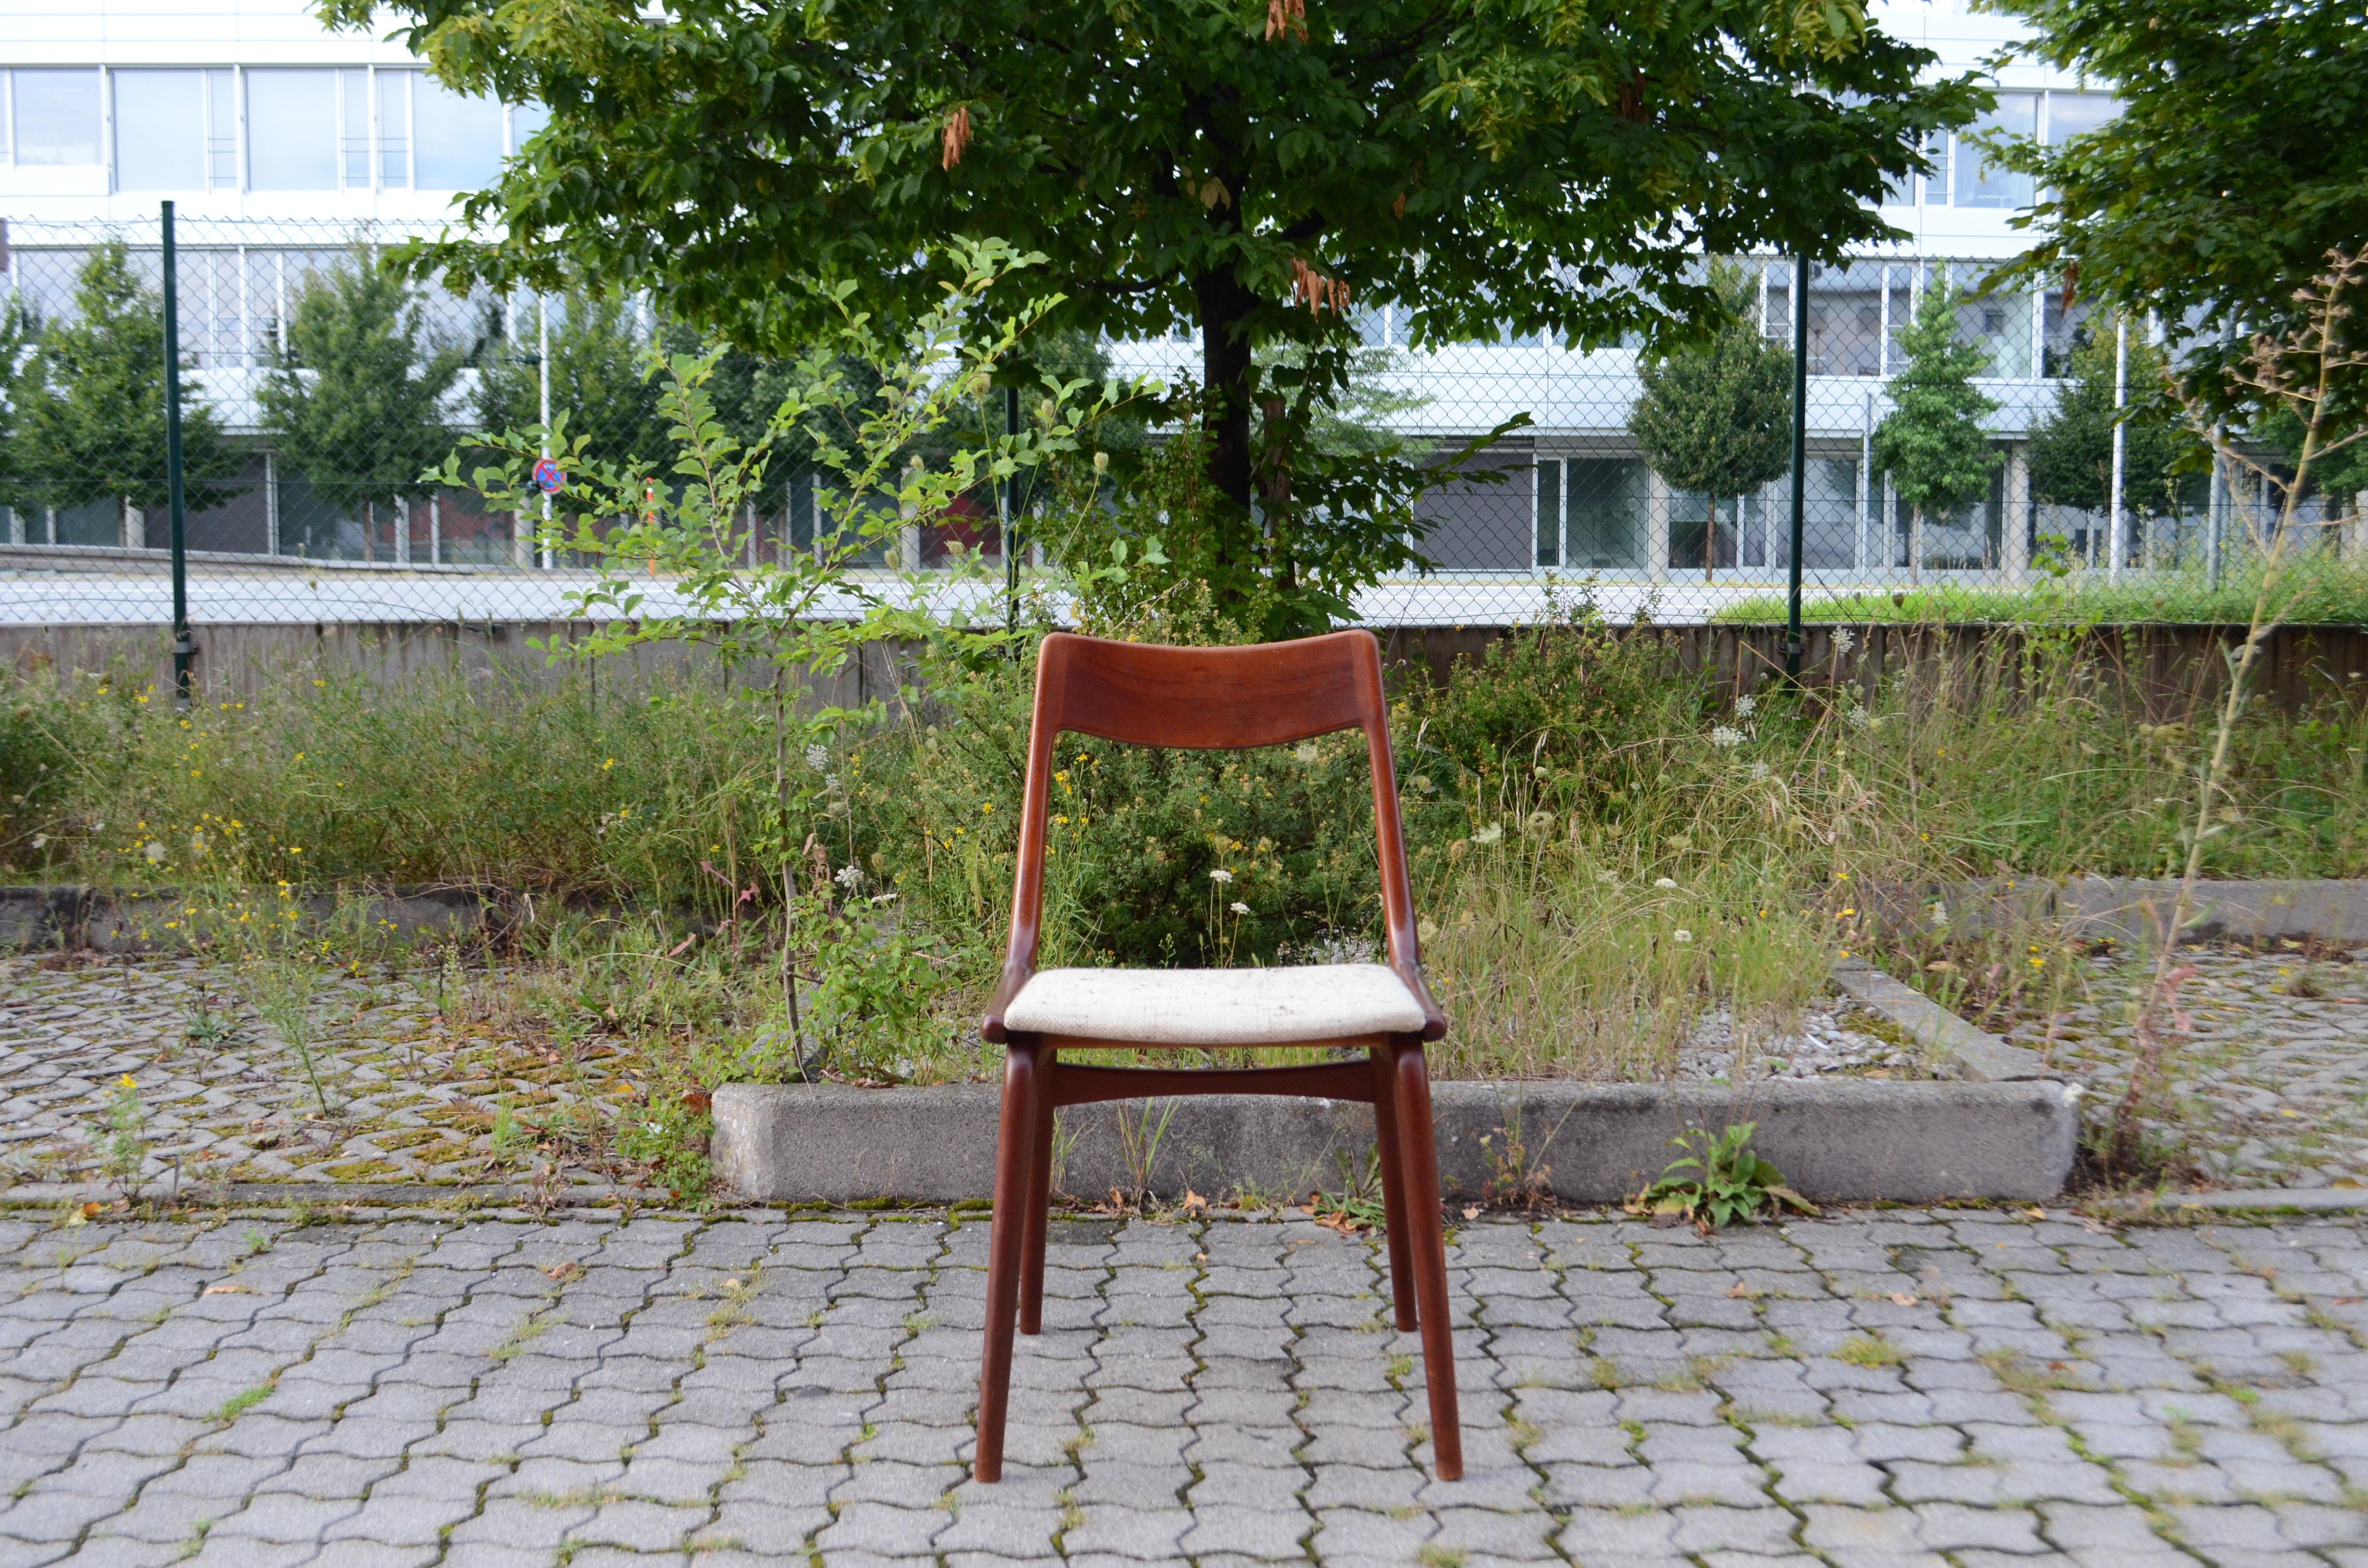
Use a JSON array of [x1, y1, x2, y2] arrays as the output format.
[[971, 631, 1464, 1485]]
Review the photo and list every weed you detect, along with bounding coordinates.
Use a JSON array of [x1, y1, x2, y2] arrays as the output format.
[[89, 1074, 149, 1201], [213, 1385, 273, 1422], [1833, 1335, 1906, 1369], [1418, 1546, 1468, 1568], [1629, 1124, 1816, 1232]]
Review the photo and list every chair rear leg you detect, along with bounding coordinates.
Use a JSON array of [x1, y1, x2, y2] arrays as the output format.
[[1019, 1049, 1058, 1335], [1369, 1044, 1418, 1332], [1390, 1038, 1463, 1482], [975, 1041, 1041, 1483]]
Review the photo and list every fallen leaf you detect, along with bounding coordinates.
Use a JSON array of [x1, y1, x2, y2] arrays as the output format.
[[1462, 1205, 1481, 1220], [1726, 1281, 1753, 1298], [1890, 1292, 1918, 1307], [1194, 1252, 1208, 1264], [679, 1089, 713, 1115], [2023, 1207, 2047, 1219], [1180, 1189, 1208, 1217], [202, 1282, 251, 1296], [544, 1261, 586, 1283]]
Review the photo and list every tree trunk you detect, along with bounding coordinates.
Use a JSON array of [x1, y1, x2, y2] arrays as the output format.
[[1704, 498, 1719, 585], [364, 499, 377, 564], [1909, 504, 1924, 587], [1195, 267, 1259, 517]]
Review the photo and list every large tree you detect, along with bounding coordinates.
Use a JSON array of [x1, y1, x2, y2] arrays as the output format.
[[259, 245, 467, 561], [1985, 0, 2368, 415], [329, 0, 1977, 542]]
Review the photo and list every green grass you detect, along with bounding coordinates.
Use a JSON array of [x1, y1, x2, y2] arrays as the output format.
[[1713, 557, 2368, 626]]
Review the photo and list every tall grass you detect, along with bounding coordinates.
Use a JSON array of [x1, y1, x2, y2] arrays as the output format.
[[5, 612, 2364, 1083]]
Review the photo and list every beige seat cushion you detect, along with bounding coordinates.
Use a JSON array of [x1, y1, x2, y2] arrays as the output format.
[[1002, 964, 1426, 1045]]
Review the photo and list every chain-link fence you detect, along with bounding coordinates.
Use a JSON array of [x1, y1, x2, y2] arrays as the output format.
[[5, 210, 2363, 660]]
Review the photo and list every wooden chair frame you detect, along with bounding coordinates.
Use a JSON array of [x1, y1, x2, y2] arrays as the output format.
[[974, 630, 1462, 1482]]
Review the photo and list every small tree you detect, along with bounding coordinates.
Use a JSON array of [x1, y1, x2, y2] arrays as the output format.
[[479, 290, 672, 475], [1628, 261, 1795, 583], [259, 245, 466, 561], [1873, 282, 1999, 584], [2029, 318, 2202, 539], [15, 241, 238, 545]]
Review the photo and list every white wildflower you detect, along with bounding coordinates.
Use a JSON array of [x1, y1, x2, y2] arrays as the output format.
[[1750, 761, 1771, 781], [143, 841, 166, 863], [823, 772, 842, 791], [1293, 742, 1318, 763], [1597, 870, 1618, 884], [1407, 773, 1436, 794], [1523, 809, 1556, 836], [1710, 725, 1744, 749], [1229, 901, 1250, 915], [1653, 876, 1678, 889], [1471, 822, 1505, 845], [646, 1121, 665, 1137], [834, 865, 864, 890], [31, 833, 46, 850], [1208, 868, 1234, 884], [1733, 695, 1757, 718], [1672, 928, 1694, 943], [1833, 627, 1857, 656], [804, 743, 828, 771], [870, 891, 899, 905], [1846, 705, 1872, 731]]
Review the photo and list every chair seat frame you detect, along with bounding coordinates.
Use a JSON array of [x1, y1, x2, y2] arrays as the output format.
[[974, 631, 1463, 1483]]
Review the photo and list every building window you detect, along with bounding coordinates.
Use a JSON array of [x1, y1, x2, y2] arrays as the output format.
[[1954, 92, 2038, 209], [414, 74, 504, 190], [11, 68, 102, 166], [207, 69, 236, 188], [247, 69, 338, 190], [2043, 90, 2118, 145], [378, 70, 411, 186], [342, 69, 371, 188], [1537, 458, 1645, 571]]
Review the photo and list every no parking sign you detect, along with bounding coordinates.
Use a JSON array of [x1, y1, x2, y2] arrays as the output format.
[[532, 457, 566, 495]]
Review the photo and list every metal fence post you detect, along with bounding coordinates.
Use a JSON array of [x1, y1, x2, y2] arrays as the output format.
[[1002, 383, 1020, 643], [161, 200, 195, 710], [2108, 313, 2128, 580], [1786, 255, 1810, 682]]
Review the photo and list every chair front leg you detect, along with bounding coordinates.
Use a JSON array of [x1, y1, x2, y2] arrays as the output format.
[[975, 1038, 1041, 1483], [1369, 1043, 1418, 1332], [1390, 1036, 1464, 1482], [1019, 1047, 1058, 1335]]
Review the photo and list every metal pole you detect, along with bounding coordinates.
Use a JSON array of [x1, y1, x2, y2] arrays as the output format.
[[1002, 383, 1020, 643], [538, 294, 554, 570], [162, 201, 194, 710], [1786, 256, 1810, 682], [2108, 313, 2128, 582]]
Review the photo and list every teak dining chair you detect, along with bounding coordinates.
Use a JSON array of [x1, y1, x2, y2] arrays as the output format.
[[974, 629, 1462, 1483]]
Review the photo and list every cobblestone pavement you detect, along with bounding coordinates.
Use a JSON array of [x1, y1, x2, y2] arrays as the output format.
[[2007, 945, 2368, 1188], [2, 1207, 2364, 1568], [0, 957, 644, 1192]]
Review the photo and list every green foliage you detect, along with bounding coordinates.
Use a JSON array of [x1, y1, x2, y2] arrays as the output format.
[[2028, 319, 2204, 519], [259, 245, 468, 547], [12, 240, 241, 521], [91, 1073, 150, 1201], [615, 1104, 713, 1202], [1632, 1123, 1815, 1231], [336, 0, 1977, 570], [1983, 0, 2368, 416], [1628, 259, 1795, 519], [1873, 282, 1999, 560], [476, 289, 673, 478], [2253, 404, 2368, 507]]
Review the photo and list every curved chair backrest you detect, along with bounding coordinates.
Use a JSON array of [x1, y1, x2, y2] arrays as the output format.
[[998, 630, 1428, 1012]]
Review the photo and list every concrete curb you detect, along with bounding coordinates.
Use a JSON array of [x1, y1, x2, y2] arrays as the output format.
[[1868, 876, 2368, 946], [712, 1076, 2080, 1206], [2098, 1188, 2368, 1216], [0, 884, 492, 952], [1830, 959, 2054, 1080], [0, 1180, 629, 1209]]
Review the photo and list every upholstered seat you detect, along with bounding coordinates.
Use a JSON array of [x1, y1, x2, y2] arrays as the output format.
[[1003, 963, 1427, 1045]]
